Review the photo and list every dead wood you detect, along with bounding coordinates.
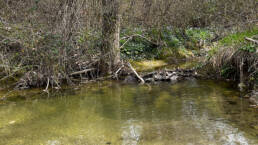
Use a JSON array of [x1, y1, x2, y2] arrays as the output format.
[[245, 37, 258, 45], [127, 62, 145, 84], [120, 34, 159, 47], [69, 68, 96, 76]]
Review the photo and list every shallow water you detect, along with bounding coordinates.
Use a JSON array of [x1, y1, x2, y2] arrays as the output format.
[[0, 80, 257, 145]]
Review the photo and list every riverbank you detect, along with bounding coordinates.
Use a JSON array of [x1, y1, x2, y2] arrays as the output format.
[[1, 18, 257, 106]]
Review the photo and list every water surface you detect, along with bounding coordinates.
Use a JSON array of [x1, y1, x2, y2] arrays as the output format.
[[0, 80, 257, 145]]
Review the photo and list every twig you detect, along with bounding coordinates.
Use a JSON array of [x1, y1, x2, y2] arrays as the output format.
[[120, 34, 159, 47], [133, 34, 157, 45], [69, 68, 96, 76], [114, 64, 124, 79], [127, 62, 145, 84], [245, 37, 258, 45], [115, 65, 124, 74], [120, 37, 132, 49], [54, 79, 61, 90]]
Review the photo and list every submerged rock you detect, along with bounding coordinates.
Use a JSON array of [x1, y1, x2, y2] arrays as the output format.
[[249, 91, 258, 106], [123, 75, 138, 84]]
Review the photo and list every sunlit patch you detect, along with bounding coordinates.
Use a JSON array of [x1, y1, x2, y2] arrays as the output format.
[[131, 60, 167, 72]]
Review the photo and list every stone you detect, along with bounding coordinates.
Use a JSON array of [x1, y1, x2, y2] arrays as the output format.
[[170, 75, 179, 83], [145, 78, 154, 83], [154, 74, 162, 81], [123, 75, 138, 84], [249, 91, 258, 106]]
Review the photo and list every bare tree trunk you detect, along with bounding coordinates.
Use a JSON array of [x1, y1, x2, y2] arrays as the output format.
[[58, 0, 77, 67], [101, 0, 121, 75]]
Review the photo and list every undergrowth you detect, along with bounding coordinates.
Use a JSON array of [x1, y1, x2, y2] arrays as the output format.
[[120, 27, 213, 60], [206, 26, 258, 89]]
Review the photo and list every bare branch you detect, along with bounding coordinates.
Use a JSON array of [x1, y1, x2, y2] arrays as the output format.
[[245, 37, 258, 45], [127, 62, 145, 84], [69, 68, 96, 76]]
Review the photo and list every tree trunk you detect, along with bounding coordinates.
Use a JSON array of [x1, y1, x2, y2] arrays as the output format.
[[101, 0, 121, 75]]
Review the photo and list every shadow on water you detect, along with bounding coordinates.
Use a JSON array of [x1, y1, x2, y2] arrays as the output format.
[[0, 80, 257, 145]]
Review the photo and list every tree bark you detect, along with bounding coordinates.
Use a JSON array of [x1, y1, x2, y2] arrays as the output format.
[[101, 0, 121, 75]]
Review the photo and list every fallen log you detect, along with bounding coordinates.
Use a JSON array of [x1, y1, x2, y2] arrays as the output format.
[[69, 68, 96, 76], [43, 77, 50, 93]]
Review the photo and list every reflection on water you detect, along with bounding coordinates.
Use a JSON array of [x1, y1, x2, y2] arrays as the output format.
[[0, 80, 257, 145], [122, 120, 142, 145]]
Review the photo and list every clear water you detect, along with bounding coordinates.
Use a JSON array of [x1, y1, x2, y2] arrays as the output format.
[[0, 80, 257, 145]]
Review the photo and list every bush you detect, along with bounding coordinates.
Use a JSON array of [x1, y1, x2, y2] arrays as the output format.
[[120, 28, 160, 60]]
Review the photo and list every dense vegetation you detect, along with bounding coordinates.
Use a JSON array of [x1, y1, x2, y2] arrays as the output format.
[[0, 0, 257, 92]]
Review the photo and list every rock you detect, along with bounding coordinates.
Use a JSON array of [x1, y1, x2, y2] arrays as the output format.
[[154, 74, 162, 81], [238, 83, 247, 92], [249, 91, 258, 106], [170, 75, 179, 83], [141, 68, 199, 84], [145, 78, 154, 83], [164, 75, 171, 80], [166, 72, 173, 77], [123, 75, 138, 84]]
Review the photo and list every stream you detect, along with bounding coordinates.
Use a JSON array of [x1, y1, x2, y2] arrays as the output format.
[[0, 79, 257, 145]]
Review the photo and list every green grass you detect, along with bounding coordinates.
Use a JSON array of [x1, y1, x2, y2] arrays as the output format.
[[219, 27, 258, 46]]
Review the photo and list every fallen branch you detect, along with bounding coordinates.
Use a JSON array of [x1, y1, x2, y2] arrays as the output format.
[[43, 77, 50, 92], [245, 37, 258, 45], [69, 68, 96, 76], [133, 34, 157, 46], [127, 62, 145, 84], [113, 64, 124, 80], [115, 65, 124, 75], [120, 34, 159, 47], [120, 37, 132, 49]]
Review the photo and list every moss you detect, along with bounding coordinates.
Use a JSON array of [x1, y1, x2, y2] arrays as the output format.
[[130, 60, 167, 72], [177, 48, 194, 58]]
